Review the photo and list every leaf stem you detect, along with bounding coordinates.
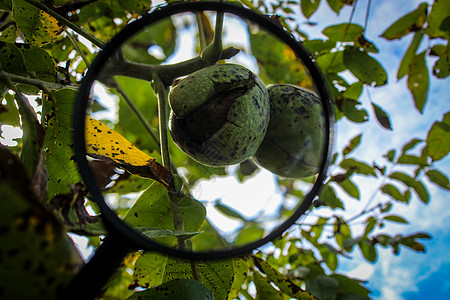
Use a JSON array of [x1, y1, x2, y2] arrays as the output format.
[[201, 2, 225, 64], [66, 30, 90, 68], [152, 74, 186, 238], [153, 76, 172, 171], [24, 0, 105, 49], [113, 84, 161, 147]]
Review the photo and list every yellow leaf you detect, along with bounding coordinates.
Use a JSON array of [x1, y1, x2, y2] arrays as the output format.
[[85, 116, 173, 187]]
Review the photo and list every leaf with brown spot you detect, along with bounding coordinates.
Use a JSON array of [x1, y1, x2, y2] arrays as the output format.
[[12, 0, 63, 46], [86, 116, 173, 187], [252, 256, 317, 299], [371, 102, 392, 130], [380, 2, 428, 40]]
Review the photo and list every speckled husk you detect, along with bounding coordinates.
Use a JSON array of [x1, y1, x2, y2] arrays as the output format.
[[253, 84, 325, 178], [169, 63, 270, 166]]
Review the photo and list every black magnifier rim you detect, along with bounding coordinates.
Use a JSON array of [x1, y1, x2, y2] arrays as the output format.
[[73, 1, 334, 261]]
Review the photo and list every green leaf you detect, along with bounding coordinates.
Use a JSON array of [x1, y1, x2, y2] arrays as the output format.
[[326, 0, 346, 14], [237, 158, 259, 182], [398, 232, 431, 253], [300, 0, 321, 19], [381, 183, 409, 203], [254, 272, 284, 300], [385, 149, 396, 162], [322, 23, 364, 42], [398, 30, 425, 80], [342, 98, 369, 123], [43, 88, 82, 200], [0, 146, 82, 299], [364, 216, 377, 236], [359, 237, 377, 262], [132, 252, 167, 288], [342, 134, 362, 156], [343, 47, 388, 86], [123, 182, 206, 239], [306, 275, 339, 300], [234, 224, 265, 245], [229, 258, 250, 300], [0, 0, 12, 10], [0, 22, 18, 43], [215, 202, 247, 221], [426, 169, 450, 190], [384, 215, 409, 224], [0, 41, 26, 75], [329, 274, 371, 297], [165, 258, 236, 300], [303, 39, 336, 57], [14, 91, 44, 178], [343, 81, 364, 100], [249, 29, 313, 88], [414, 180, 430, 204], [253, 256, 316, 299], [311, 217, 328, 241], [335, 221, 352, 251], [430, 43, 450, 78], [190, 220, 228, 251], [426, 112, 450, 161], [197, 260, 235, 300], [16, 43, 57, 82], [372, 102, 392, 130], [389, 171, 429, 204], [316, 50, 346, 74], [12, 0, 63, 46], [127, 279, 213, 300], [397, 154, 427, 166], [340, 158, 377, 176], [402, 138, 423, 153], [336, 177, 360, 199], [319, 184, 344, 209], [380, 2, 428, 40], [0, 93, 20, 126], [426, 0, 450, 39], [407, 51, 429, 113]]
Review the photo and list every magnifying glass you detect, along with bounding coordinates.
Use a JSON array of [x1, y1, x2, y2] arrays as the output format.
[[68, 1, 334, 299]]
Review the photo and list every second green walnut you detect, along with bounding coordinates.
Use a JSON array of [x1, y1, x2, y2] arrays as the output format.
[[169, 63, 270, 166], [253, 84, 326, 178]]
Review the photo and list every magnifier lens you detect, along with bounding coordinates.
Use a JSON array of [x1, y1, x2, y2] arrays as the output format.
[[82, 9, 330, 253]]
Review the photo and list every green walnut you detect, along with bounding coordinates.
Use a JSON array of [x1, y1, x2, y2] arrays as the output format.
[[169, 63, 270, 166], [253, 84, 325, 178]]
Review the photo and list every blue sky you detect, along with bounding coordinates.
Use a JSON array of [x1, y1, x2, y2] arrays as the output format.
[[300, 1, 450, 299]]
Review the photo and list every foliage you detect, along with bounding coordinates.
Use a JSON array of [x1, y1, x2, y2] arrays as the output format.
[[0, 0, 449, 299]]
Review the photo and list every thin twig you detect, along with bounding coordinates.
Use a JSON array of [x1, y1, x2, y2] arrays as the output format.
[[363, 0, 372, 35], [0, 70, 73, 91], [196, 13, 207, 51]]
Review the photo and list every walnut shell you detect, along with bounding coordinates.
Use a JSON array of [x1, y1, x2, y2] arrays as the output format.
[[253, 84, 325, 178], [169, 64, 270, 166]]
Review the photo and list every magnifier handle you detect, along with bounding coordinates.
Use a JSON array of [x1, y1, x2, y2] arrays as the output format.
[[61, 234, 130, 300]]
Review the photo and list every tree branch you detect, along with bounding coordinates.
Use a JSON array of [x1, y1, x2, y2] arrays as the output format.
[[24, 0, 105, 49], [0, 71, 73, 91], [101, 47, 239, 86]]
